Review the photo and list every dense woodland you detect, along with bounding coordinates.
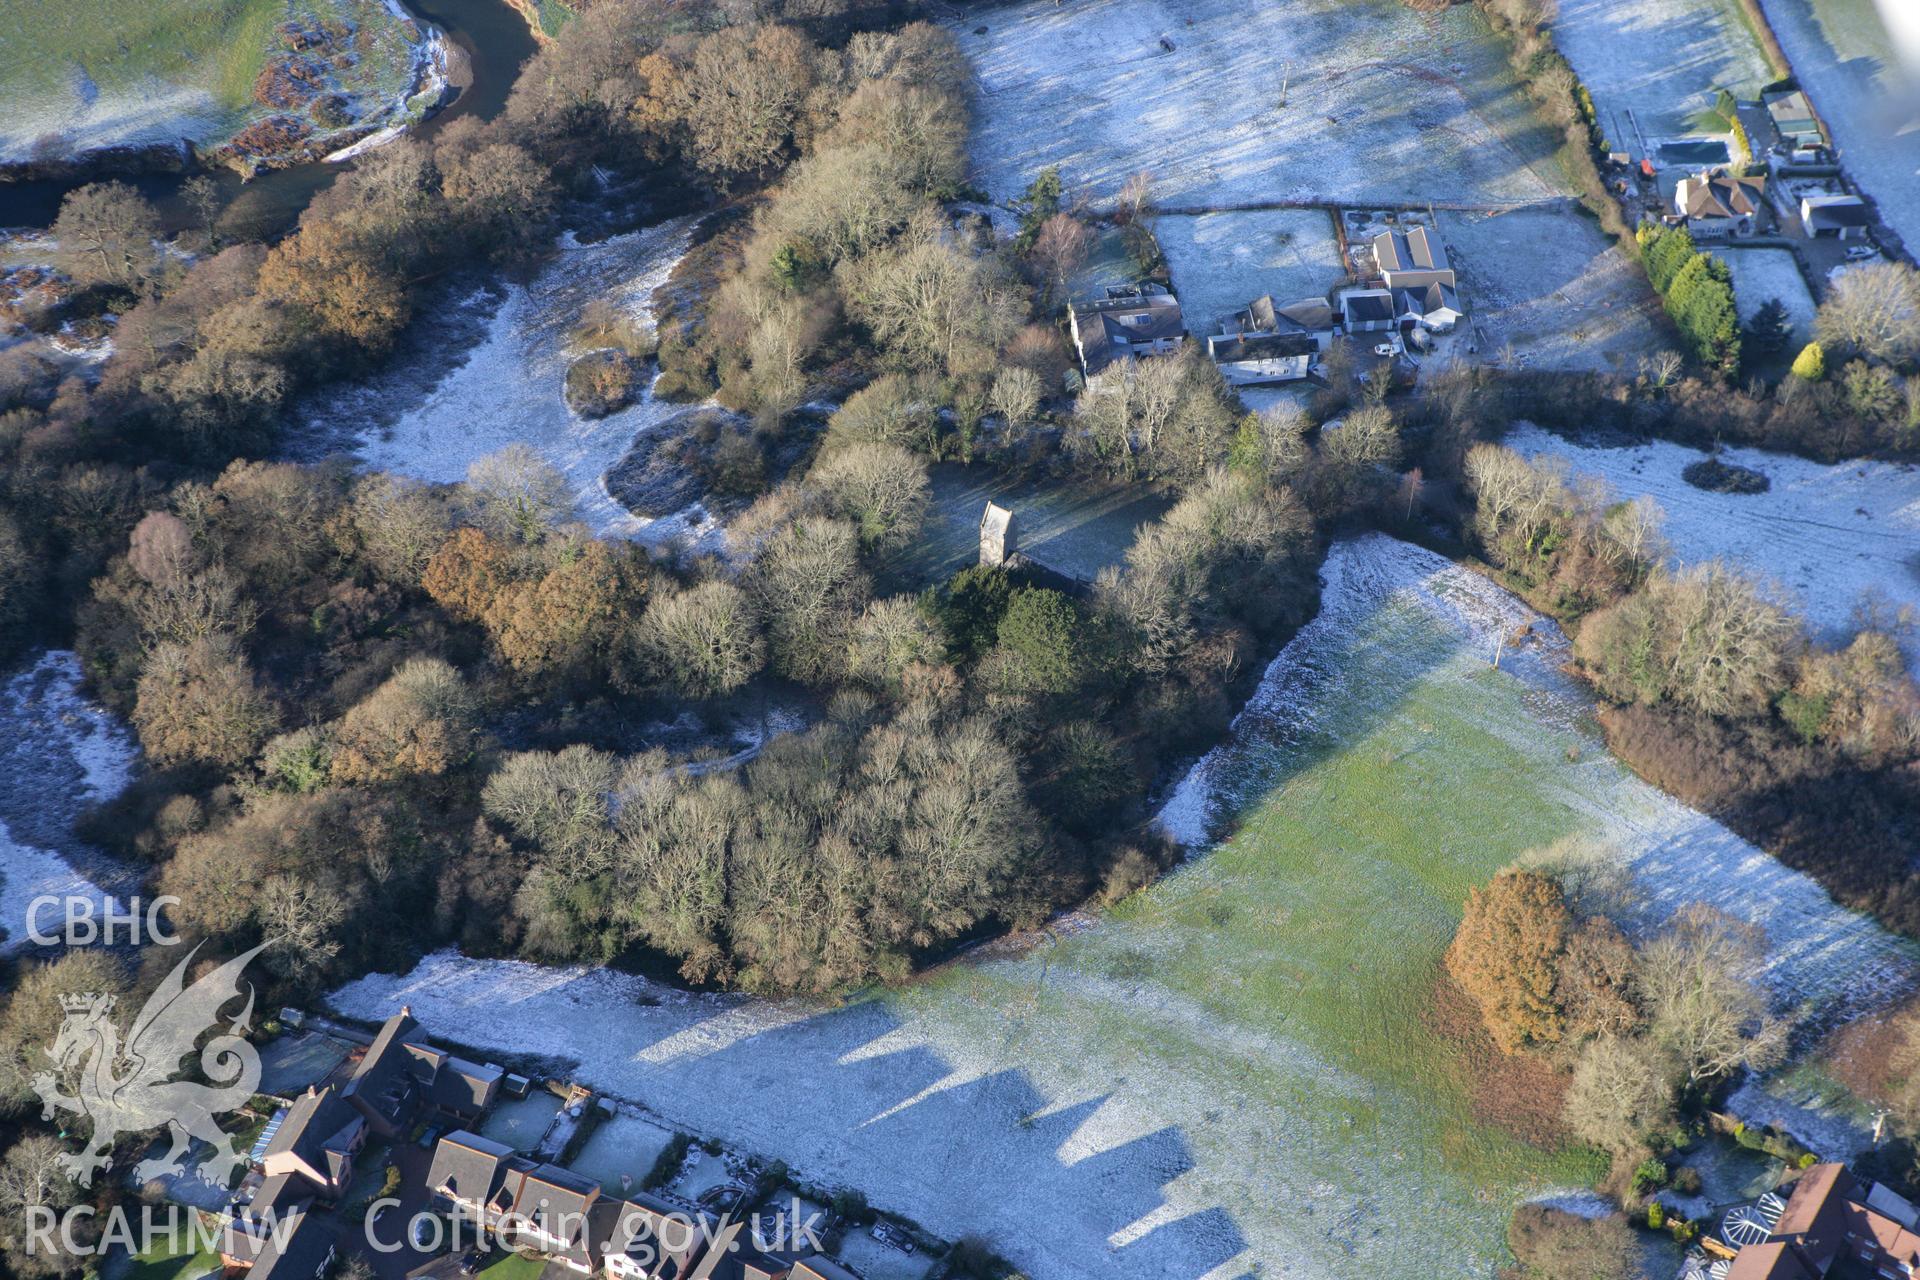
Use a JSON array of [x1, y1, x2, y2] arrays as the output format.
[[0, 0, 1919, 1272]]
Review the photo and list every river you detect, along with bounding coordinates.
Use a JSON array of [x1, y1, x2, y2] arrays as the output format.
[[0, 0, 537, 235]]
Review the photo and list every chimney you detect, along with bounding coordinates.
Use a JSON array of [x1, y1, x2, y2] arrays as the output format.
[[401, 1004, 412, 1018]]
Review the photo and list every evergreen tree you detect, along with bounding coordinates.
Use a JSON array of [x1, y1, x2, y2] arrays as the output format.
[[1745, 297, 1792, 362]]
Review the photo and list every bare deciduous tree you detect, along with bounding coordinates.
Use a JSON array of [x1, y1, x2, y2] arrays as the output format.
[[1815, 261, 1920, 365], [1641, 903, 1788, 1087], [1563, 1033, 1678, 1155]]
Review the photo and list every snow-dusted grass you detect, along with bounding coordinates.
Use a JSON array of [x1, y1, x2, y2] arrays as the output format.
[[893, 463, 1171, 589], [295, 219, 715, 544], [1154, 209, 1343, 336], [834, 1228, 936, 1280], [1438, 206, 1663, 372], [480, 1092, 563, 1153], [0, 651, 137, 951], [1721, 247, 1818, 344], [950, 0, 1572, 208], [1503, 423, 1920, 664], [1757, 0, 1920, 255], [566, 1112, 677, 1193], [1553, 0, 1773, 142]]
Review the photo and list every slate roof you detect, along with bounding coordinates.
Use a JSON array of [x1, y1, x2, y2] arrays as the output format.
[[1394, 281, 1461, 319], [591, 1195, 708, 1279], [1341, 291, 1397, 325], [1207, 331, 1317, 363], [1071, 288, 1186, 374], [345, 1010, 426, 1128], [263, 1086, 362, 1188], [1802, 194, 1870, 231], [425, 1130, 515, 1210], [1372, 226, 1450, 276], [1238, 294, 1336, 337], [249, 1209, 334, 1280]]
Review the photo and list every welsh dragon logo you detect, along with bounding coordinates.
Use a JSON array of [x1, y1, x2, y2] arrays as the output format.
[[33, 942, 268, 1188]]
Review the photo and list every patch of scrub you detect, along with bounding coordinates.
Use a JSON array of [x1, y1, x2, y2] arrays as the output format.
[[1757, 0, 1920, 256], [1154, 209, 1343, 337], [292, 219, 715, 543], [950, 0, 1571, 208], [1719, 247, 1818, 344], [0, 652, 139, 951], [1504, 422, 1920, 666], [1552, 0, 1773, 141], [1439, 206, 1663, 372], [894, 463, 1172, 588]]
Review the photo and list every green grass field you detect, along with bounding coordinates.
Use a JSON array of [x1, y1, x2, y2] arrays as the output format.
[[0, 0, 282, 111], [0, 0, 422, 161], [873, 558, 1610, 1275]]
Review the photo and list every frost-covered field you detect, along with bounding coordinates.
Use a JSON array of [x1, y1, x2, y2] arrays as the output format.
[[334, 535, 1916, 1280], [293, 219, 714, 543], [1721, 247, 1818, 344], [1553, 0, 1773, 141], [1504, 423, 1920, 663], [1440, 207, 1664, 371], [949, 0, 1571, 208], [1758, 0, 1920, 254], [0, 652, 138, 949], [1154, 209, 1343, 335]]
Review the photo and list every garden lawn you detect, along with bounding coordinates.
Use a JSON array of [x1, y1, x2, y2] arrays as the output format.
[[1720, 247, 1818, 345], [1154, 209, 1344, 337], [474, 1253, 546, 1280], [122, 1236, 220, 1280]]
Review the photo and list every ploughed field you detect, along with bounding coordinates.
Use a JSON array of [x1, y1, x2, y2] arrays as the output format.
[[334, 535, 1917, 1280]]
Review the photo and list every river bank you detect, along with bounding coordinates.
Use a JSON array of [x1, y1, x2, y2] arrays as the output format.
[[0, 0, 534, 235]]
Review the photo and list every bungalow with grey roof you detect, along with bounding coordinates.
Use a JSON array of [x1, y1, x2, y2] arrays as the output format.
[[1801, 194, 1869, 239], [1393, 281, 1463, 331], [1339, 288, 1397, 334]]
